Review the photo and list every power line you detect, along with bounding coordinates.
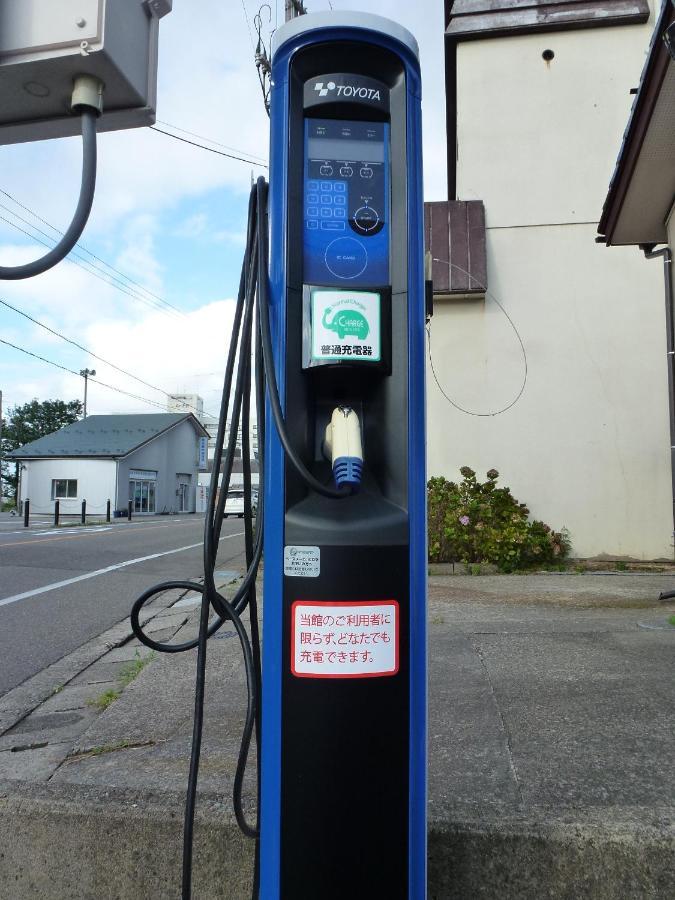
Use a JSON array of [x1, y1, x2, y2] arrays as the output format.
[[0, 296, 220, 420], [240, 0, 256, 51], [149, 126, 269, 168], [155, 121, 268, 164], [1, 297, 167, 399], [0, 337, 170, 412], [0, 213, 181, 321], [0, 188, 185, 319]]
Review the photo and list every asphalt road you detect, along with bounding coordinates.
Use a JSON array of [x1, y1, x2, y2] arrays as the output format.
[[0, 515, 247, 697]]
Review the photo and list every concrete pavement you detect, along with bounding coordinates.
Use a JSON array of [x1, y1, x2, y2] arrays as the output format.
[[1, 573, 674, 897]]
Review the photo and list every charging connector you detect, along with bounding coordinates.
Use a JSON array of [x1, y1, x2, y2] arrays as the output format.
[[324, 406, 363, 490]]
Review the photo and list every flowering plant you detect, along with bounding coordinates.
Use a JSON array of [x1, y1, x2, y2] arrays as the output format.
[[428, 467, 570, 573]]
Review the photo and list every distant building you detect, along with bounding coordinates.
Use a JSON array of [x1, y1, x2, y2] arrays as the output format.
[[167, 393, 204, 419], [6, 413, 208, 516]]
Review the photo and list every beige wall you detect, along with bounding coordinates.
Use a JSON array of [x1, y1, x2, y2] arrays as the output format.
[[428, 8, 675, 558]]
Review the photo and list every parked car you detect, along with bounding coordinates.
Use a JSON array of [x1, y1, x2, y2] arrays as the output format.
[[224, 489, 245, 518]]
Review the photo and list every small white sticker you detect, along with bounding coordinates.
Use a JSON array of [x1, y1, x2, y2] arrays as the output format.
[[284, 545, 320, 578], [291, 600, 399, 678]]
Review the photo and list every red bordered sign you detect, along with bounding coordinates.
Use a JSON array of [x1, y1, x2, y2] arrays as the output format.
[[291, 599, 399, 679]]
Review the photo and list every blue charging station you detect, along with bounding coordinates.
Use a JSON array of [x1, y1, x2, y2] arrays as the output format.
[[261, 12, 426, 898]]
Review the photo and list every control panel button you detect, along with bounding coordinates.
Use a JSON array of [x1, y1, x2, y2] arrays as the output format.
[[307, 207, 319, 218], [324, 237, 368, 280], [359, 167, 373, 179], [307, 180, 319, 192], [320, 165, 333, 176], [352, 206, 380, 233], [321, 194, 332, 205], [334, 195, 346, 206], [339, 166, 353, 178], [306, 193, 319, 205], [307, 220, 319, 230], [321, 221, 346, 231], [320, 208, 332, 218], [334, 183, 346, 193]]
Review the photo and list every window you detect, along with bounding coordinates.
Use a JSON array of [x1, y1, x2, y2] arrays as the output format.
[[51, 479, 77, 499]]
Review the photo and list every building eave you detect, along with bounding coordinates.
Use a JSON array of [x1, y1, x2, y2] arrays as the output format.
[[598, 0, 675, 246]]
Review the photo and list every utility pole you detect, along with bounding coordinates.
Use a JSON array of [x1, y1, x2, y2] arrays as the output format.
[[80, 368, 96, 418], [285, 0, 306, 21]]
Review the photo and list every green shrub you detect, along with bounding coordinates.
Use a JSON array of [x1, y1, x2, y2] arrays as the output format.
[[428, 467, 570, 573]]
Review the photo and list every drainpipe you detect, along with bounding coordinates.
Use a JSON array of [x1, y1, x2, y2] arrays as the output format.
[[641, 244, 675, 590]]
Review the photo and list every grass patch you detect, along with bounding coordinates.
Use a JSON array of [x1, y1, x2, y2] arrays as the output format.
[[87, 650, 155, 712], [119, 650, 155, 687], [669, 615, 675, 627], [89, 688, 121, 711]]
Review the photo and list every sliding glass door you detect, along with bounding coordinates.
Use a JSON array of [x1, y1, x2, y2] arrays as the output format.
[[129, 480, 156, 514]]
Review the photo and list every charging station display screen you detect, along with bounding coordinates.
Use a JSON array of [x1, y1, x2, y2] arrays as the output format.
[[303, 118, 389, 287]]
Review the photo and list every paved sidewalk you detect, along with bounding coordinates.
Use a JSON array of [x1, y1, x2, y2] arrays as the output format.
[[1, 573, 674, 898]]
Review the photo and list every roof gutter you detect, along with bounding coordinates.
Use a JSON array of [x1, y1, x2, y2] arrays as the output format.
[[641, 243, 675, 565]]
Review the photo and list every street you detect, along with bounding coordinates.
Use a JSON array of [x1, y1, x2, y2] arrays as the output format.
[[0, 515, 246, 696]]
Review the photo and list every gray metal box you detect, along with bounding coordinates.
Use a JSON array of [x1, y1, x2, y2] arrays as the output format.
[[0, 0, 172, 144]]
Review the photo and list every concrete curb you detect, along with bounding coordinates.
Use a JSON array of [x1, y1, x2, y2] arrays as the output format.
[[0, 587, 187, 738], [0, 781, 673, 899]]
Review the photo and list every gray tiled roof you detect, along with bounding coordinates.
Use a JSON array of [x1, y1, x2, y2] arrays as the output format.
[[5, 413, 200, 459]]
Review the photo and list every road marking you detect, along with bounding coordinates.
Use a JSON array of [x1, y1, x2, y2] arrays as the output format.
[[0, 520, 201, 548], [0, 532, 245, 608], [34, 527, 113, 536]]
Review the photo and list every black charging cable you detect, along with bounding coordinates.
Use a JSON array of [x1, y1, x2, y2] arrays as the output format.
[[130, 177, 352, 899]]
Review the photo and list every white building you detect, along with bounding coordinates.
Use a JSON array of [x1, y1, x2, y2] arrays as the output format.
[[7, 413, 208, 517], [167, 393, 204, 419], [426, 0, 671, 558]]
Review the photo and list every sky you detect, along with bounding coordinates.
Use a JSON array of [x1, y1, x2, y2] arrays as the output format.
[[0, 0, 448, 421]]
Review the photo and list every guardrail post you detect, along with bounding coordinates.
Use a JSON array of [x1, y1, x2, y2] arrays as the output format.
[[81, 499, 86, 524], [54, 500, 60, 527], [128, 499, 133, 521], [106, 499, 111, 522], [23, 498, 29, 528]]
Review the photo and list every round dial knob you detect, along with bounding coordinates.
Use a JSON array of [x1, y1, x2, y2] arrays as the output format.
[[352, 206, 380, 233]]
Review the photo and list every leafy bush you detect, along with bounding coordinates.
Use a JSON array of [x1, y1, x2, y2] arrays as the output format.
[[428, 467, 570, 573]]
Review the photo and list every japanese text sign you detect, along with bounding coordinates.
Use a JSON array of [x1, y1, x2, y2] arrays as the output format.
[[291, 600, 399, 678]]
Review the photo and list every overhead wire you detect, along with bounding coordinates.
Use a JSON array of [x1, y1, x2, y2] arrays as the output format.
[[0, 213, 184, 321], [0, 337, 174, 411], [149, 126, 269, 168], [0, 188, 185, 318], [155, 121, 268, 164], [0, 297, 217, 419], [0, 188, 185, 316]]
